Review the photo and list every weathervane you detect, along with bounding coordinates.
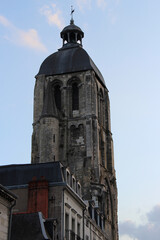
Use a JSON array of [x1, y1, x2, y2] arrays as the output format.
[[70, 5, 75, 24]]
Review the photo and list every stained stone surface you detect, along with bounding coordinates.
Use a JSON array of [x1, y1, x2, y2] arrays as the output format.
[[31, 69, 118, 240]]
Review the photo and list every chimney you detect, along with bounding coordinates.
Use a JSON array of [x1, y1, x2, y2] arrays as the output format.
[[27, 176, 49, 218]]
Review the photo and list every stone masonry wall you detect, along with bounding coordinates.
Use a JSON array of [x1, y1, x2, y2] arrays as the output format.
[[0, 197, 9, 240], [31, 70, 118, 240]]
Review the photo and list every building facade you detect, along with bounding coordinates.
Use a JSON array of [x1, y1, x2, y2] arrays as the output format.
[[0, 16, 118, 240], [0, 162, 110, 239], [0, 184, 17, 240], [31, 18, 118, 240]]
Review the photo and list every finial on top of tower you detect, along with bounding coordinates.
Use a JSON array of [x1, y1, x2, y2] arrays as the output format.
[[70, 5, 75, 24]]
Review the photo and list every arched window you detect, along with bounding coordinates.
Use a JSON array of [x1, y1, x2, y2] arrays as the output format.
[[54, 85, 61, 110], [72, 83, 79, 110], [99, 130, 105, 166], [100, 89, 104, 125]]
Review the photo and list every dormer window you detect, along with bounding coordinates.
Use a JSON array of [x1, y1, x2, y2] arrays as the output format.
[[66, 170, 70, 185], [77, 183, 81, 196], [72, 176, 76, 191]]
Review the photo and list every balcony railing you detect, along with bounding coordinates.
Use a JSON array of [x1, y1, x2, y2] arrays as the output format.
[[65, 229, 82, 240]]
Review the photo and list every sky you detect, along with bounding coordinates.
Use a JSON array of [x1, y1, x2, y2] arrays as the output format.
[[1, 1, 160, 240]]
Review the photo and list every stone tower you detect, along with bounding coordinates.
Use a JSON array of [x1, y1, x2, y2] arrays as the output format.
[[31, 19, 118, 239]]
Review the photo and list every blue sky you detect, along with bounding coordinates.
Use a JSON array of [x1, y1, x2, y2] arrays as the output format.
[[1, 1, 160, 239]]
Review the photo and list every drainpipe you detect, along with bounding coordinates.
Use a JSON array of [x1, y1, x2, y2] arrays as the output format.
[[8, 199, 16, 240], [90, 219, 91, 240], [62, 188, 64, 240], [83, 208, 85, 240]]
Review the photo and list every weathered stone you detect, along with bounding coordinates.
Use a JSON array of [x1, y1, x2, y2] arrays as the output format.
[[31, 21, 119, 240]]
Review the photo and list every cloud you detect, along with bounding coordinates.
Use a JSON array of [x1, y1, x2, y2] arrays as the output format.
[[16, 29, 47, 52], [119, 204, 160, 240], [40, 4, 64, 29], [76, 0, 106, 10], [0, 15, 47, 52], [108, 9, 117, 24], [120, 235, 138, 240], [76, 0, 118, 24], [96, 0, 107, 9], [147, 205, 160, 223], [115, 0, 120, 5], [0, 15, 11, 27], [76, 0, 120, 11], [76, 0, 92, 10]]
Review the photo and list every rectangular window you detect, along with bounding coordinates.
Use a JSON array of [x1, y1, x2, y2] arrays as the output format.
[[72, 218, 75, 232], [65, 213, 69, 240], [65, 213, 69, 230], [71, 218, 75, 240], [77, 222, 80, 237]]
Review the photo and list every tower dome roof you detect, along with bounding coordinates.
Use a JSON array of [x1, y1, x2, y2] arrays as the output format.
[[60, 23, 84, 37], [38, 46, 105, 87], [37, 21, 106, 87]]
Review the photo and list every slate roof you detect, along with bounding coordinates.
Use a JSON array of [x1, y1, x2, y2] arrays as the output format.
[[11, 212, 51, 240], [0, 162, 64, 187], [37, 45, 106, 88]]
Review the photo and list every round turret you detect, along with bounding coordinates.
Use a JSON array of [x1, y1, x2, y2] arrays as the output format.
[[60, 20, 84, 46]]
